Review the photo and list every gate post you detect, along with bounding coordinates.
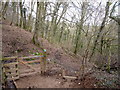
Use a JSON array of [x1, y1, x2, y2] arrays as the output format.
[[41, 49, 47, 75]]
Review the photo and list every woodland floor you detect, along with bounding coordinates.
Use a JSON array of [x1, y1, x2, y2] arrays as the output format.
[[1, 20, 120, 88]]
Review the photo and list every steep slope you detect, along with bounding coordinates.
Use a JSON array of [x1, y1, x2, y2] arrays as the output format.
[[2, 23, 43, 57]]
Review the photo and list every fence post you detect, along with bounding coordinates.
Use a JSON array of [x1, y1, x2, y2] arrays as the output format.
[[15, 51, 19, 79], [41, 49, 47, 75], [16, 57, 19, 79], [2, 66, 7, 88]]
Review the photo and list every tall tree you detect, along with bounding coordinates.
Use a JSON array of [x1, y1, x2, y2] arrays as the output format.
[[19, 2, 24, 27], [32, 2, 47, 47], [27, 1, 35, 31]]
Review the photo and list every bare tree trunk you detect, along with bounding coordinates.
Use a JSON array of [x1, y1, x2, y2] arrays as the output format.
[[16, 1, 19, 26], [1, 1, 9, 19], [59, 21, 65, 43], [19, 2, 23, 28], [10, 2, 16, 25], [23, 7, 27, 29]]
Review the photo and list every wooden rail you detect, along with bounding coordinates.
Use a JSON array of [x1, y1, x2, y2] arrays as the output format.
[[20, 55, 44, 59], [4, 62, 19, 66], [21, 59, 41, 64], [0, 56, 18, 61]]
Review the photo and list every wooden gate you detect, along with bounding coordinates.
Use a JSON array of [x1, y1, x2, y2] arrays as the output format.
[[1, 54, 46, 85]]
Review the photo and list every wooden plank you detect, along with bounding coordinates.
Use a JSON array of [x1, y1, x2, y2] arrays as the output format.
[[0, 56, 18, 61], [20, 55, 44, 59], [12, 79, 18, 88], [1, 55, 44, 61], [12, 80, 18, 88], [4, 62, 18, 66], [63, 76, 77, 79], [6, 73, 19, 77], [7, 76, 19, 81], [5, 68, 18, 73], [20, 72, 38, 78], [22, 60, 41, 64]]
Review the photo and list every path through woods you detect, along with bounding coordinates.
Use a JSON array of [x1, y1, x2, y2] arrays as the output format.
[[1, 21, 119, 88]]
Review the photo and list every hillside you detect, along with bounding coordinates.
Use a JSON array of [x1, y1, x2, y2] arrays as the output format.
[[1, 21, 119, 88]]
